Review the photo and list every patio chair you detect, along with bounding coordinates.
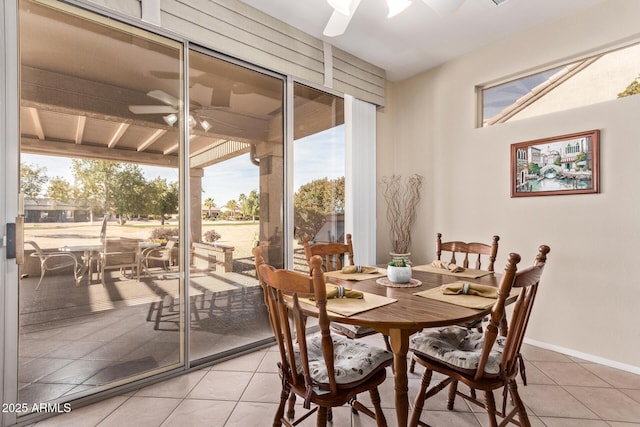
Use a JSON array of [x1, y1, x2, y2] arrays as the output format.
[[409, 245, 550, 427], [303, 234, 391, 352], [25, 240, 81, 289], [143, 239, 177, 274], [252, 246, 393, 427], [98, 238, 141, 286]]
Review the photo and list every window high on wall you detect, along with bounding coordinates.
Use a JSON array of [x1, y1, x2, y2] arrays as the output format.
[[478, 41, 640, 127]]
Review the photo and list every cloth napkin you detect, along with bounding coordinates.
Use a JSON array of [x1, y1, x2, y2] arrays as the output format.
[[430, 259, 465, 273], [441, 282, 498, 298], [310, 285, 364, 300], [341, 265, 378, 274]]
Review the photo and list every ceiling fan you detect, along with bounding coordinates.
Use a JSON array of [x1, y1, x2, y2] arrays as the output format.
[[323, 0, 473, 37], [128, 90, 240, 131]]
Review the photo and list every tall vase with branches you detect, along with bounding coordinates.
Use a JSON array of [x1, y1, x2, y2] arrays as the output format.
[[381, 174, 424, 260]]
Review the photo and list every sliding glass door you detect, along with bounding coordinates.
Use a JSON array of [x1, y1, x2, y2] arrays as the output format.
[[7, 0, 355, 421], [292, 83, 345, 272], [17, 0, 185, 414], [187, 49, 284, 363]]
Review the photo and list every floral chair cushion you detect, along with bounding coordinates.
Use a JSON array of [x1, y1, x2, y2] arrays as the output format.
[[330, 322, 378, 339], [410, 326, 505, 375], [294, 334, 392, 385]]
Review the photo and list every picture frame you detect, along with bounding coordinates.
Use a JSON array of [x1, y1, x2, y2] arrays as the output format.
[[511, 130, 600, 197]]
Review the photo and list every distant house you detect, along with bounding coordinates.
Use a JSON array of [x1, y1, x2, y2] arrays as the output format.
[[202, 205, 221, 219], [24, 198, 89, 223]]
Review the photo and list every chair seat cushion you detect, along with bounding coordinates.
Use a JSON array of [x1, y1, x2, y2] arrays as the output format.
[[330, 322, 378, 339], [410, 326, 505, 375], [295, 334, 392, 386]]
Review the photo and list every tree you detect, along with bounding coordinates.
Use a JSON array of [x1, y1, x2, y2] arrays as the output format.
[[238, 193, 247, 219], [225, 199, 240, 219], [245, 189, 260, 221], [203, 197, 216, 219], [46, 176, 73, 203], [111, 164, 148, 223], [149, 178, 179, 225], [72, 159, 121, 217], [618, 74, 640, 98], [527, 162, 540, 176], [293, 176, 345, 241], [20, 163, 48, 199]]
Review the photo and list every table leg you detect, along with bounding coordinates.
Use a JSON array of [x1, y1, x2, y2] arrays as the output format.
[[76, 250, 91, 285], [389, 328, 410, 427]]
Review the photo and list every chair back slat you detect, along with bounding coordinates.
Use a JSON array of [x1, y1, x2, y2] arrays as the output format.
[[254, 247, 338, 395], [437, 233, 500, 272], [303, 234, 354, 272]]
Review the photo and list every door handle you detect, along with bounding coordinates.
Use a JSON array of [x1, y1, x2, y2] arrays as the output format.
[[7, 216, 25, 264]]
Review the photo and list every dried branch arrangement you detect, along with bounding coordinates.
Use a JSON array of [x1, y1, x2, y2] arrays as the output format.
[[381, 174, 424, 254]]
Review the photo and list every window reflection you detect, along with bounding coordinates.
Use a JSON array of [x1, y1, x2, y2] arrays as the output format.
[[480, 42, 640, 126]]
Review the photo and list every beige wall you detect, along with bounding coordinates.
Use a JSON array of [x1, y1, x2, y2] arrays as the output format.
[[377, 0, 640, 369]]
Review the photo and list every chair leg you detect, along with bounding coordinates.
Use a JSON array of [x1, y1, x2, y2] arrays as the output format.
[[447, 379, 458, 410], [368, 387, 387, 427], [410, 368, 432, 427], [518, 353, 528, 386], [484, 390, 499, 427], [274, 384, 289, 427], [509, 380, 531, 427], [316, 406, 328, 427], [383, 334, 391, 352], [286, 392, 296, 420], [35, 266, 46, 290], [409, 355, 417, 373]]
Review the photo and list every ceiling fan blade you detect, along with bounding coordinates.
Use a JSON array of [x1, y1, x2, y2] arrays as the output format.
[[323, 0, 361, 37], [420, 0, 465, 16], [211, 85, 232, 107], [128, 105, 177, 114], [147, 90, 180, 107], [149, 71, 180, 79]]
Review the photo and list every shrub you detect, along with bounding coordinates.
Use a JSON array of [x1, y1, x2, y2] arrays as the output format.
[[203, 229, 221, 243], [149, 227, 179, 242]]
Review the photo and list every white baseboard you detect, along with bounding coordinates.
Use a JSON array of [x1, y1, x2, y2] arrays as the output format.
[[524, 338, 640, 375]]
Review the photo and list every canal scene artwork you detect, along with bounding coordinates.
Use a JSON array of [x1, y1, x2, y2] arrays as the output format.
[[511, 130, 600, 197]]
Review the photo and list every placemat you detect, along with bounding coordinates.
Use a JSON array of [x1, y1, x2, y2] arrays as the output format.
[[300, 291, 397, 317], [414, 283, 518, 309], [375, 277, 422, 288], [324, 268, 386, 281], [412, 264, 495, 279]]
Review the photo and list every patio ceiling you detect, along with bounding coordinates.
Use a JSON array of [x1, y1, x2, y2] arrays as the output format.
[[18, 2, 284, 171]]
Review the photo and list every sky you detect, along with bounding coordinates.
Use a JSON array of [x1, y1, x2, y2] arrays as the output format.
[[22, 125, 345, 207]]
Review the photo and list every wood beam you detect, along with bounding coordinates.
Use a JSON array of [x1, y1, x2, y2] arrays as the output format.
[[75, 116, 86, 144], [138, 129, 167, 152], [27, 107, 45, 140], [107, 123, 130, 148], [21, 137, 179, 168]]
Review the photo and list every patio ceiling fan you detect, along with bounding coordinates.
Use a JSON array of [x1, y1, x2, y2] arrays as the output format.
[[128, 90, 240, 131], [323, 0, 469, 37]]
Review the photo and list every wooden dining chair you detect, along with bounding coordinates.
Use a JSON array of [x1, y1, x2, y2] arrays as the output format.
[[302, 234, 391, 351], [408, 245, 550, 427], [252, 246, 393, 427], [409, 232, 500, 373], [436, 232, 500, 272]]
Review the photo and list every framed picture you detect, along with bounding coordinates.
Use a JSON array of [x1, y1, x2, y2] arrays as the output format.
[[511, 130, 600, 197]]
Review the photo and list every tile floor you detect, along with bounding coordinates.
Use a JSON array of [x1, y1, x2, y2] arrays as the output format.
[[28, 338, 640, 427]]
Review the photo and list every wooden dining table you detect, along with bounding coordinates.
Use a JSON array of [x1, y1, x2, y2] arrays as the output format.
[[300, 267, 502, 427]]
